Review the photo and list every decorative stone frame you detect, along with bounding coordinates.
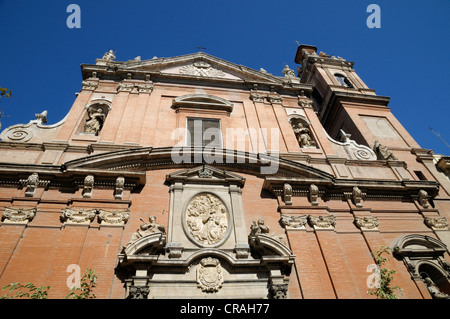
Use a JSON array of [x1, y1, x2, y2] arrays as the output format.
[[117, 165, 295, 299], [393, 234, 450, 297]]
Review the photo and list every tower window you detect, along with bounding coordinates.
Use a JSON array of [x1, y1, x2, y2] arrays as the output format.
[[186, 118, 222, 148], [334, 74, 353, 88]]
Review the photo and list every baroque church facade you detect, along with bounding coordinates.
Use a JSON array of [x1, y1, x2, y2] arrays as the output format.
[[0, 45, 449, 299]]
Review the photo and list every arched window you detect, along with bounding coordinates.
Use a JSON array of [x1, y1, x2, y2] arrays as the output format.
[[334, 74, 353, 88], [393, 234, 450, 299]]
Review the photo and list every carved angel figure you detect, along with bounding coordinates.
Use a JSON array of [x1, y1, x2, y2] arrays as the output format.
[[126, 216, 165, 247]]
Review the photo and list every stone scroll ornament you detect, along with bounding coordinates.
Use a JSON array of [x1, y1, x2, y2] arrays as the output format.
[[185, 194, 229, 246]]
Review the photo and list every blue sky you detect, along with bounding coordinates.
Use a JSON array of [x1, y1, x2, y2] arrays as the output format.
[[0, 0, 449, 155]]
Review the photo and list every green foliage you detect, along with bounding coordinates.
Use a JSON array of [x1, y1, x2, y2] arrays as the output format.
[[367, 246, 402, 299], [65, 268, 97, 299], [0, 282, 50, 299], [0, 268, 97, 299], [0, 87, 12, 98]]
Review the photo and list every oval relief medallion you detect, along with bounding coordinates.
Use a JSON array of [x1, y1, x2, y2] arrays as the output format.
[[185, 193, 229, 246]]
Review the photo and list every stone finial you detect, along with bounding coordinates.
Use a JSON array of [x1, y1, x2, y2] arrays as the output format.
[[283, 183, 293, 205], [102, 50, 116, 61], [309, 184, 319, 206], [2, 207, 36, 224], [282, 65, 295, 78], [34, 110, 47, 124], [82, 174, 94, 198]]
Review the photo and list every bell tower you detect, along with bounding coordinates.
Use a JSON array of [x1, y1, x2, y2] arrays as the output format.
[[293, 44, 423, 162]]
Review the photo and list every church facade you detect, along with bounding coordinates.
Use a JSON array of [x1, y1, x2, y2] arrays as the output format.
[[0, 45, 449, 299]]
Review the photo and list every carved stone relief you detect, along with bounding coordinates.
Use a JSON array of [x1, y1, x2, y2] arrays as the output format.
[[185, 193, 229, 246], [308, 215, 336, 230], [196, 257, 224, 293], [280, 215, 307, 230], [354, 216, 379, 231], [2, 207, 36, 224], [180, 61, 225, 78], [82, 174, 94, 198], [127, 286, 149, 299], [309, 184, 319, 206], [98, 209, 130, 226], [61, 208, 96, 225], [418, 189, 430, 208], [424, 217, 448, 230], [283, 183, 293, 205], [114, 176, 125, 200]]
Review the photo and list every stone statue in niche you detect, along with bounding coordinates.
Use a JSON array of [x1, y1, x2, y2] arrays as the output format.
[[290, 118, 316, 148], [373, 140, 397, 160], [126, 216, 166, 247], [185, 194, 228, 246], [84, 107, 105, 135]]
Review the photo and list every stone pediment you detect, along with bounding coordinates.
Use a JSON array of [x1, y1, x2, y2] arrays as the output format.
[[84, 52, 289, 86], [165, 164, 246, 187]]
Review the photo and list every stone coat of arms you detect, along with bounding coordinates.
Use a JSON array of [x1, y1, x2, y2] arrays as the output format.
[[196, 257, 223, 293]]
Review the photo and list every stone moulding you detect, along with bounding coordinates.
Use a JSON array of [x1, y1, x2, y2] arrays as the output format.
[[1, 207, 36, 224]]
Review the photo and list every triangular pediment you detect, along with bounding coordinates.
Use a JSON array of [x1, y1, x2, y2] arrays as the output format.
[[114, 52, 285, 84], [165, 164, 246, 187]]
